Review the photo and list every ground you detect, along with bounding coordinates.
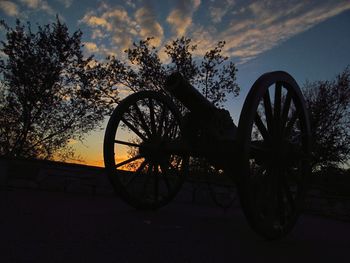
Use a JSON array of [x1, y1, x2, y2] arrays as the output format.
[[0, 188, 349, 263]]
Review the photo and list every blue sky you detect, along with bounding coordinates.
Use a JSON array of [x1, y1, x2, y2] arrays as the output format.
[[1, 0, 350, 166]]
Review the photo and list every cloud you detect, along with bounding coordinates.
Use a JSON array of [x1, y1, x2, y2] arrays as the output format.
[[57, 0, 73, 8], [209, 0, 235, 23], [189, 0, 350, 64], [81, 13, 111, 30], [80, 0, 350, 64], [166, 0, 201, 37], [209, 7, 227, 23], [83, 42, 98, 52], [125, 0, 136, 9], [186, 25, 217, 57], [20, 0, 55, 15], [81, 6, 137, 53], [91, 28, 107, 39], [106, 9, 138, 51], [135, 7, 164, 47], [0, 1, 19, 16], [83, 41, 116, 57], [81, 3, 165, 57], [0, 50, 7, 59]]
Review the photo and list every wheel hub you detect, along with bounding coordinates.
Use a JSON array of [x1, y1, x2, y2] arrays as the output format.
[[139, 138, 168, 162], [268, 139, 301, 167]]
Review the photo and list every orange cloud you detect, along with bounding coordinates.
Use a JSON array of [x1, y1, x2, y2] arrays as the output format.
[[80, 5, 138, 55], [0, 1, 19, 16], [166, 0, 201, 37], [83, 42, 98, 53], [135, 7, 164, 47], [82, 15, 111, 29]]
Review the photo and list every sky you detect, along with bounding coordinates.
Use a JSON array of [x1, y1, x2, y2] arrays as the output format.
[[1, 0, 350, 166]]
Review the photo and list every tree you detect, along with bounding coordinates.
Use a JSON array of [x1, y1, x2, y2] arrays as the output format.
[[102, 37, 239, 108], [0, 18, 110, 160], [303, 67, 350, 171]]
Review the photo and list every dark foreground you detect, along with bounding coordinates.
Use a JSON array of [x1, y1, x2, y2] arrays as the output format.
[[1, 189, 349, 263]]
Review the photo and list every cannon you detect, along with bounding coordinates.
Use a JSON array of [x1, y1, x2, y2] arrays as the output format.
[[103, 71, 311, 240]]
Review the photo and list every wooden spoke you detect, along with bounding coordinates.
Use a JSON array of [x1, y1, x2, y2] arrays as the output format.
[[136, 160, 148, 174], [274, 82, 282, 126], [292, 165, 304, 185], [148, 98, 156, 134], [277, 185, 285, 226], [114, 139, 140, 148], [123, 160, 148, 187], [115, 155, 142, 169], [263, 89, 274, 133], [157, 106, 167, 136], [257, 166, 271, 205], [121, 117, 147, 141], [160, 163, 172, 193], [169, 124, 179, 139], [284, 109, 300, 137], [140, 163, 153, 199], [281, 91, 292, 131], [281, 173, 296, 212], [270, 167, 278, 220], [277, 170, 286, 225], [254, 113, 270, 142], [286, 145, 307, 162], [133, 103, 152, 138], [260, 170, 273, 216], [163, 118, 177, 139], [250, 140, 269, 151], [250, 141, 270, 161], [154, 164, 159, 202]]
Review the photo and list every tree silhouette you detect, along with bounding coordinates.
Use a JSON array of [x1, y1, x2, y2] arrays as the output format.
[[0, 18, 110, 160], [101, 37, 239, 108], [303, 67, 350, 171]]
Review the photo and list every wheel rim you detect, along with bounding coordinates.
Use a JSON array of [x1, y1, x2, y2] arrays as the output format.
[[104, 91, 187, 209], [237, 71, 311, 239]]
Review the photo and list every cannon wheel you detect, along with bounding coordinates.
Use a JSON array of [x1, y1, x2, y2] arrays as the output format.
[[104, 90, 187, 210], [236, 71, 311, 240]]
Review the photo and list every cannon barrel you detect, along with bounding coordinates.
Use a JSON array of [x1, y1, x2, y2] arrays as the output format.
[[165, 72, 237, 141], [165, 72, 217, 115]]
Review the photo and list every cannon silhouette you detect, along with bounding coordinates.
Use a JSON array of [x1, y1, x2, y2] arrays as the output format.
[[103, 71, 311, 240]]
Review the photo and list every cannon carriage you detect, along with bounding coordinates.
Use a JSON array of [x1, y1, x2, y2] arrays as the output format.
[[103, 71, 311, 239]]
